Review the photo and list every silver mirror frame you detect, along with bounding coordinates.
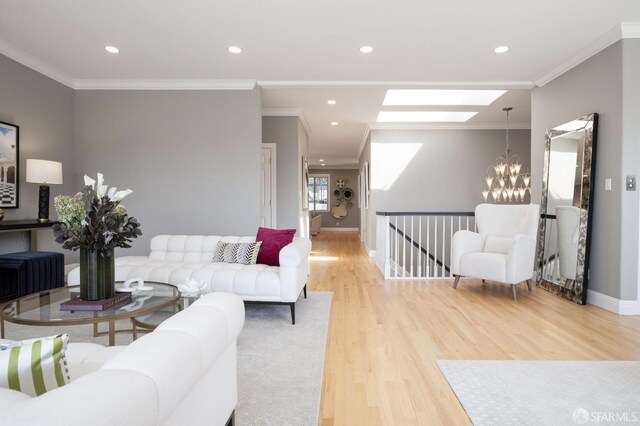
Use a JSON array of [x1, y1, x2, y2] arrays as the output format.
[[536, 113, 598, 304]]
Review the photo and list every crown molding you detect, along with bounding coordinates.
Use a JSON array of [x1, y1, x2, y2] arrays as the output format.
[[368, 122, 531, 130], [308, 160, 359, 169], [262, 108, 312, 135], [74, 79, 257, 90], [535, 22, 640, 87], [358, 126, 371, 160], [0, 39, 75, 88], [258, 81, 535, 89]]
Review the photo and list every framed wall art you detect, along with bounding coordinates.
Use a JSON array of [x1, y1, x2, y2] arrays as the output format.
[[0, 121, 19, 208]]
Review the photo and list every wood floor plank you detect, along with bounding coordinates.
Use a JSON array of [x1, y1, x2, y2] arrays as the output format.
[[310, 231, 640, 425]]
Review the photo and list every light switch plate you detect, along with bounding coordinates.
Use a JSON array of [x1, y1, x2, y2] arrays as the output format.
[[627, 175, 636, 191], [605, 178, 612, 191]]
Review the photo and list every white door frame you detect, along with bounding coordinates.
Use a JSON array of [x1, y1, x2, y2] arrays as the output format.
[[262, 143, 277, 228]]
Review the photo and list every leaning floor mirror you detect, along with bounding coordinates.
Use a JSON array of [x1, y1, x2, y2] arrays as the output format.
[[536, 113, 598, 304]]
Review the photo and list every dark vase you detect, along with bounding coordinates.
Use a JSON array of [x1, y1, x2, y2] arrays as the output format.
[[80, 248, 115, 300]]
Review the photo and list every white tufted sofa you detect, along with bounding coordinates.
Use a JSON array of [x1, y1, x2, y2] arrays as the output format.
[[68, 235, 312, 323], [0, 292, 244, 426]]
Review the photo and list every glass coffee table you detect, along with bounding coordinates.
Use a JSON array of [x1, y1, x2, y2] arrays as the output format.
[[130, 294, 200, 339], [0, 282, 180, 346]]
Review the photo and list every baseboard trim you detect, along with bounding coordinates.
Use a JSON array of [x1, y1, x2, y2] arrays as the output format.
[[586, 289, 639, 315], [320, 227, 359, 232]]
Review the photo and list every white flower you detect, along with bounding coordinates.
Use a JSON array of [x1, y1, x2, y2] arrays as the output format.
[[107, 187, 117, 198], [110, 189, 133, 202], [83, 175, 96, 189]]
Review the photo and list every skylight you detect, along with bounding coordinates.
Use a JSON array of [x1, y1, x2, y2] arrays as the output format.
[[382, 90, 506, 106], [376, 111, 478, 123]]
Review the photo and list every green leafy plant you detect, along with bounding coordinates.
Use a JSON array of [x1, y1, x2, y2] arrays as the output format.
[[53, 173, 142, 253]]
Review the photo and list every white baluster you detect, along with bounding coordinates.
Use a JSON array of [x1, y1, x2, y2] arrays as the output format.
[[417, 216, 422, 278]]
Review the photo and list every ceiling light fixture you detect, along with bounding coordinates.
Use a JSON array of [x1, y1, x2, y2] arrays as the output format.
[[319, 159, 325, 162], [104, 46, 119, 54], [383, 89, 506, 106], [331, 122, 339, 126], [327, 100, 337, 105], [321, 164, 326, 167], [359, 46, 373, 53], [494, 46, 509, 54], [482, 107, 530, 203], [228, 46, 242, 54], [376, 111, 477, 123]]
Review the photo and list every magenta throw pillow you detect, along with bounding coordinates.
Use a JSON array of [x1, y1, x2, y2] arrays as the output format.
[[256, 227, 296, 266]]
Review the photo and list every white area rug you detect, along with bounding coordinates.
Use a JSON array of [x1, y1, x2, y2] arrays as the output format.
[[437, 360, 640, 426], [2, 291, 332, 426]]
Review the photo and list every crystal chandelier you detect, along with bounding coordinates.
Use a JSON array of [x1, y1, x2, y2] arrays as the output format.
[[482, 107, 531, 203]]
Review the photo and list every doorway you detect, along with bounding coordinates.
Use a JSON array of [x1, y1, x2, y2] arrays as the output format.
[[261, 144, 277, 228]]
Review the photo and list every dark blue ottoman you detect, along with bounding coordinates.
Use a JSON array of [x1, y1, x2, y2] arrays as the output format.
[[0, 251, 65, 298]]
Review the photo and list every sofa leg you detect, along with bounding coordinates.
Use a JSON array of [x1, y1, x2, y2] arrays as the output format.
[[511, 284, 517, 301], [526, 279, 532, 291], [225, 410, 235, 426], [303, 284, 307, 299], [453, 275, 460, 289], [290, 303, 296, 325]]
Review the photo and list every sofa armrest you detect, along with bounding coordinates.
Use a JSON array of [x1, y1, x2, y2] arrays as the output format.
[[505, 234, 536, 283], [451, 230, 486, 275], [279, 237, 312, 267], [278, 238, 312, 302]]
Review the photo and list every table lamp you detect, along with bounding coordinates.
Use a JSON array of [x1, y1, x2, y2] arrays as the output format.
[[26, 159, 63, 223]]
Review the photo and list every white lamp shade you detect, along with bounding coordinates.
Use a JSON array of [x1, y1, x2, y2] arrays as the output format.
[[26, 159, 63, 184]]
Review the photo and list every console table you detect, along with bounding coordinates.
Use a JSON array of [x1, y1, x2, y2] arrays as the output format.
[[0, 220, 55, 251]]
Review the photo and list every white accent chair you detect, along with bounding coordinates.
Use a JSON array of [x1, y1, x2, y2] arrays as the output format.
[[451, 203, 540, 300], [310, 214, 322, 236]]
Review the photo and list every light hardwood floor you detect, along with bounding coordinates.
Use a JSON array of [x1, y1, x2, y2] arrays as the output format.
[[309, 231, 640, 426]]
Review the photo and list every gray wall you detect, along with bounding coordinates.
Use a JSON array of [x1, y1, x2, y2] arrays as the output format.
[[262, 116, 309, 236], [75, 88, 262, 256], [363, 128, 531, 251], [0, 54, 76, 257], [532, 39, 639, 300], [308, 168, 360, 229]]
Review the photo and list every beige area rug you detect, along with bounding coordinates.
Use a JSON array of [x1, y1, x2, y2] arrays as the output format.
[[437, 360, 640, 426], [3, 291, 333, 426]]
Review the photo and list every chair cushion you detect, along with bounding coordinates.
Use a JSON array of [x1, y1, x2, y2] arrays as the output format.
[[255, 227, 296, 266], [0, 334, 70, 396], [483, 236, 511, 254], [459, 252, 507, 283]]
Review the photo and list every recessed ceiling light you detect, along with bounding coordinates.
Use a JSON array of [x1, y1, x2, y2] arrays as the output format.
[[359, 46, 373, 54], [383, 90, 506, 106], [319, 159, 325, 162], [104, 46, 119, 54], [494, 46, 509, 54], [321, 164, 326, 167], [376, 111, 478, 123], [331, 122, 339, 126], [228, 46, 242, 54], [327, 100, 337, 105]]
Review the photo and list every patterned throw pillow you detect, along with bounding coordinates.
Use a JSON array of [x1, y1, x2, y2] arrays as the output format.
[[212, 241, 262, 265], [0, 334, 70, 397], [255, 227, 296, 266]]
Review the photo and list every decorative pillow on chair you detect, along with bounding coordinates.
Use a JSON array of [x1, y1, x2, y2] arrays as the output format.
[[0, 334, 70, 397], [212, 241, 262, 265], [483, 236, 512, 254], [255, 227, 296, 266]]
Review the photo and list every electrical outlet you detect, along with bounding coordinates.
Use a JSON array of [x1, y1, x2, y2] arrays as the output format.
[[626, 175, 636, 191]]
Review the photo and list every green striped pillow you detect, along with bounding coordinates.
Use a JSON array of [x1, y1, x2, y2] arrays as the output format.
[[0, 334, 70, 397], [212, 241, 262, 265]]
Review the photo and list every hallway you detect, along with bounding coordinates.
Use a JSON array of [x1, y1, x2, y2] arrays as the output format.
[[310, 231, 640, 425]]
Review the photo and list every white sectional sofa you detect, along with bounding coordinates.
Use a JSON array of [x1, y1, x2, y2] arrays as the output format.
[[0, 292, 244, 426], [68, 235, 312, 323]]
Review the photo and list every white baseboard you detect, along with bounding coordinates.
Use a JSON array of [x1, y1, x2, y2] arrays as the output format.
[[320, 227, 359, 232], [587, 289, 639, 315]]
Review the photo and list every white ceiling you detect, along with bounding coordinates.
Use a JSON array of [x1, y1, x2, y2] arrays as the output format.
[[1, 1, 639, 166]]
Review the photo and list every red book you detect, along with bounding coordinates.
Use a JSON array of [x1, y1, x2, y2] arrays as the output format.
[[60, 292, 132, 311]]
